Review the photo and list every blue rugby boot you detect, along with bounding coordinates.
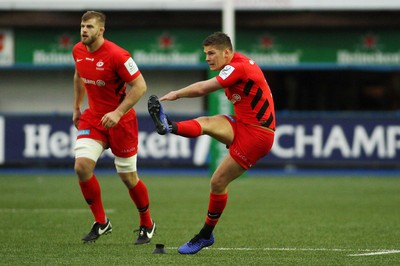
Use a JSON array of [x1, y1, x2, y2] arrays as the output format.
[[148, 95, 171, 135], [178, 233, 214, 254]]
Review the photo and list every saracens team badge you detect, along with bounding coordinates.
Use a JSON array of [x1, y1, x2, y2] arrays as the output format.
[[231, 94, 241, 104]]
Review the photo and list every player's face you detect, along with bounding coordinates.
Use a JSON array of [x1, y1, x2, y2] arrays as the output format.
[[80, 18, 103, 46], [204, 45, 228, 71]]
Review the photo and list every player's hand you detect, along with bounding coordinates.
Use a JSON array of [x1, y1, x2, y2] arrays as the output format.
[[101, 110, 122, 128], [160, 91, 179, 101]]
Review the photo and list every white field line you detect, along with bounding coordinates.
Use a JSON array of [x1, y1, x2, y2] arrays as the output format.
[[348, 250, 400, 256], [0, 208, 115, 213], [217, 247, 350, 251], [1, 208, 397, 258], [166, 246, 400, 257]]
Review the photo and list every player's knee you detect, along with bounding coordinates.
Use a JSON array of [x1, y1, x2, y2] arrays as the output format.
[[74, 159, 93, 180], [115, 155, 137, 173], [74, 160, 86, 175], [210, 177, 226, 194], [74, 138, 103, 179], [119, 172, 139, 188]]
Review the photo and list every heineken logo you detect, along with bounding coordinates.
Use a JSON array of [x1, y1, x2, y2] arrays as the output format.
[[13, 29, 400, 67], [241, 33, 301, 65], [33, 50, 74, 65], [29, 32, 76, 65], [260, 34, 274, 49], [58, 34, 74, 50], [133, 50, 200, 65], [133, 32, 201, 65], [337, 51, 400, 65], [245, 51, 301, 65], [337, 32, 400, 65], [158, 33, 174, 49], [362, 33, 378, 50]]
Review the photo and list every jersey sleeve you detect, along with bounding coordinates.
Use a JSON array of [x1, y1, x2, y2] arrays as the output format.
[[114, 49, 141, 83], [215, 63, 243, 88], [71, 43, 81, 62]]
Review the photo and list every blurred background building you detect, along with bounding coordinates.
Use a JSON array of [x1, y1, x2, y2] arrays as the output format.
[[1, 0, 400, 170]]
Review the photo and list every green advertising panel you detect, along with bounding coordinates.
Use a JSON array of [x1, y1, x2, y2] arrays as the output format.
[[107, 29, 213, 67], [13, 28, 400, 67], [14, 28, 215, 67], [15, 29, 78, 65], [236, 29, 400, 66]]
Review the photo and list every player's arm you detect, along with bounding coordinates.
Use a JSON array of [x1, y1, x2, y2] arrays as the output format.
[[160, 77, 221, 101], [100, 74, 147, 128], [116, 74, 147, 115], [73, 69, 86, 129]]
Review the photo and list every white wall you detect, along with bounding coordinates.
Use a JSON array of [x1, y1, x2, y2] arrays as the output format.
[[1, 0, 399, 10], [0, 69, 206, 115]]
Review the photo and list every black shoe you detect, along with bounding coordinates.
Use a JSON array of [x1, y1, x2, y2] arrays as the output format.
[[148, 95, 171, 135], [82, 218, 112, 243], [134, 221, 156, 245]]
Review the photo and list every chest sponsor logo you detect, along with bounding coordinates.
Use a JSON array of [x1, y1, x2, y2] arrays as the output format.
[[231, 94, 241, 104], [82, 78, 105, 86], [96, 80, 105, 86]]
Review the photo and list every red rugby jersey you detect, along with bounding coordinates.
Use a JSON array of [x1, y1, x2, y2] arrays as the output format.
[[72, 39, 141, 116], [216, 52, 276, 130]]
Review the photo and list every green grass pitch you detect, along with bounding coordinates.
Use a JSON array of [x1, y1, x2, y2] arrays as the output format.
[[1, 170, 399, 265]]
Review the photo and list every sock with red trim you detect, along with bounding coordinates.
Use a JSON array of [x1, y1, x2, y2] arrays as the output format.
[[129, 179, 152, 227], [173, 120, 202, 137], [200, 193, 228, 239], [79, 175, 107, 224]]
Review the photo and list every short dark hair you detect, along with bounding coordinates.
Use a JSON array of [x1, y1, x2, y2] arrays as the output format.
[[202, 32, 233, 51], [81, 11, 106, 27]]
